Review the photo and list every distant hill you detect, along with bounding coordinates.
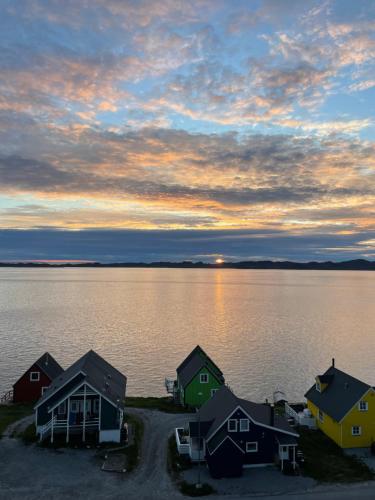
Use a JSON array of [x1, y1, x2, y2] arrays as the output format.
[[0, 259, 374, 270]]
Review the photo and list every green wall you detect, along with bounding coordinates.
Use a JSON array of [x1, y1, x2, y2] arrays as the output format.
[[183, 367, 223, 407]]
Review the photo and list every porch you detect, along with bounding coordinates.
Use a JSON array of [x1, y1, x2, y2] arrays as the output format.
[[175, 427, 204, 461], [37, 385, 108, 443]]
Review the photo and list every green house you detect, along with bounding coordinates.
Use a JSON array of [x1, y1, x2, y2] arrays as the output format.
[[175, 346, 225, 408]]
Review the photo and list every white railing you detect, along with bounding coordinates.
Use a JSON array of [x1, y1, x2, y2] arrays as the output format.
[[39, 416, 100, 440], [0, 389, 13, 404], [175, 427, 190, 455], [285, 402, 316, 429], [165, 378, 177, 395]]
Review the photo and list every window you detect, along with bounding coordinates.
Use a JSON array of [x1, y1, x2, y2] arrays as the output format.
[[93, 399, 100, 414], [211, 389, 219, 397], [246, 442, 258, 452], [41, 386, 49, 395], [70, 401, 80, 413], [30, 371, 40, 382], [352, 426, 361, 436], [228, 419, 237, 432], [316, 382, 321, 392], [200, 373, 209, 383], [358, 401, 368, 412], [318, 410, 324, 423], [240, 419, 249, 432], [58, 401, 66, 414]]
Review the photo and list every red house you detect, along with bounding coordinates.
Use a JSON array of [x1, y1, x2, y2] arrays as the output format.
[[13, 352, 64, 403]]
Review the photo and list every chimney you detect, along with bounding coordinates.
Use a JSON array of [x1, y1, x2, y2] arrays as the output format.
[[270, 404, 275, 427], [332, 358, 335, 368]]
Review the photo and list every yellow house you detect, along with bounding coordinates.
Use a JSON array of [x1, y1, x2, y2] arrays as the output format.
[[305, 360, 375, 449]]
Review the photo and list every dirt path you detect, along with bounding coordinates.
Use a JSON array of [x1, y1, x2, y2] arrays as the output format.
[[0, 408, 190, 500], [124, 408, 188, 499]]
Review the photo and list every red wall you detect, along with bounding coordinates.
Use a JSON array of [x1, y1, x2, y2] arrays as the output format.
[[13, 364, 52, 403]]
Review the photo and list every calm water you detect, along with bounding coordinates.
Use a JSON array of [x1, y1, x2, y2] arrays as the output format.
[[0, 268, 374, 402]]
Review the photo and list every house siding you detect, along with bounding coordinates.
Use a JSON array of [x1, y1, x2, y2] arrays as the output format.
[[13, 364, 52, 403], [208, 408, 277, 466], [36, 374, 85, 426], [307, 389, 375, 448], [207, 438, 243, 478], [307, 400, 342, 446], [100, 397, 119, 430], [183, 367, 223, 407]]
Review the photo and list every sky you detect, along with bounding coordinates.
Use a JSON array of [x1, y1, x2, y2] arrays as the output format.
[[0, 0, 374, 262]]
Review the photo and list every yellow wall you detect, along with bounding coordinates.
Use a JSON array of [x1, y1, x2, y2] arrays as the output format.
[[307, 389, 375, 448], [307, 400, 341, 446], [341, 390, 375, 448]]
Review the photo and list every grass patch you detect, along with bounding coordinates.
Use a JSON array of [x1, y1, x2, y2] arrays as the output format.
[[17, 423, 38, 445], [179, 481, 215, 497], [126, 396, 194, 413], [0, 403, 34, 438], [167, 435, 214, 497], [298, 428, 375, 483], [121, 413, 144, 472]]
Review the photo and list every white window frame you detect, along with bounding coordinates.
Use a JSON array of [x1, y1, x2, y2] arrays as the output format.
[[240, 418, 249, 432], [211, 389, 219, 397], [358, 401, 368, 412], [246, 441, 258, 453], [316, 381, 321, 392], [318, 410, 324, 423], [58, 401, 66, 414], [93, 399, 100, 414], [41, 386, 49, 395], [228, 419, 237, 432], [70, 400, 80, 413], [352, 426, 361, 436], [30, 371, 40, 382], [200, 373, 209, 384]]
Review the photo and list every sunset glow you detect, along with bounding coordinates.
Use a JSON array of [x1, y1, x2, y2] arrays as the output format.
[[0, 1, 374, 261]]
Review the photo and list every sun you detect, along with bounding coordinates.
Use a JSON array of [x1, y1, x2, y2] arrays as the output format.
[[215, 258, 224, 264]]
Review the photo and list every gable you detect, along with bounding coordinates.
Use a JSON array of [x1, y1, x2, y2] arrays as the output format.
[[13, 363, 51, 389], [305, 366, 371, 422]]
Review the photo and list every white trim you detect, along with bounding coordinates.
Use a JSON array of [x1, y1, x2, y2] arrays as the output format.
[[41, 386, 49, 395], [30, 371, 40, 382], [351, 425, 362, 436], [228, 419, 238, 432], [315, 381, 321, 392], [200, 373, 209, 384], [58, 401, 66, 414], [358, 400, 368, 412], [211, 388, 219, 398], [318, 409, 324, 423], [34, 371, 87, 409], [99, 395, 102, 430], [208, 435, 245, 455], [246, 441, 258, 452], [240, 418, 250, 432], [206, 405, 299, 442], [338, 387, 374, 423]]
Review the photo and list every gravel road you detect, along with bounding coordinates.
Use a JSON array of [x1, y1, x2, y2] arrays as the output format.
[[0, 409, 374, 500]]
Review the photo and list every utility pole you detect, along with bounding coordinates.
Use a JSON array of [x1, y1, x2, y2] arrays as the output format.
[[196, 391, 203, 489]]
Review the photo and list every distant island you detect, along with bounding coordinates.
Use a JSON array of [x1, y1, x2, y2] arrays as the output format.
[[0, 259, 374, 270]]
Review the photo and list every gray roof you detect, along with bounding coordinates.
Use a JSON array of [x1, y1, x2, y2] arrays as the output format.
[[177, 345, 224, 388], [304, 366, 371, 422], [276, 433, 298, 445], [35, 352, 64, 380], [192, 386, 298, 440], [36, 350, 127, 409]]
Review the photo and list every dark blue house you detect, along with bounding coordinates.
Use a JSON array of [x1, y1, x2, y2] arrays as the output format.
[[175, 386, 299, 478], [34, 350, 126, 444]]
